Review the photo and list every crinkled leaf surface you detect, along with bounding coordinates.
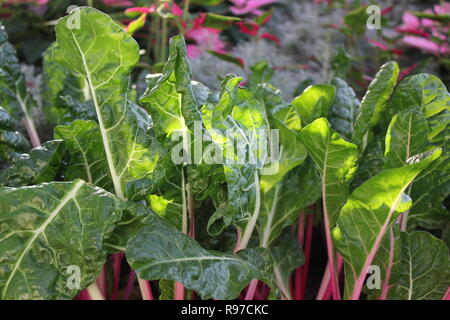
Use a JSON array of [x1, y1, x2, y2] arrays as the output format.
[[389, 231, 450, 300], [55, 7, 156, 200], [255, 83, 307, 193], [0, 140, 65, 187], [329, 77, 360, 140], [0, 180, 122, 299], [352, 61, 399, 149], [390, 73, 450, 141], [54, 120, 112, 190], [202, 76, 267, 232], [41, 42, 90, 125], [126, 207, 274, 300], [140, 35, 200, 139], [0, 107, 29, 159], [0, 23, 36, 119]]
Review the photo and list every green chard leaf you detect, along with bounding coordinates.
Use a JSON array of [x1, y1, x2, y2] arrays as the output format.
[[41, 42, 91, 125], [384, 110, 429, 169], [0, 140, 65, 187], [332, 149, 442, 299], [55, 7, 157, 200], [259, 161, 321, 248], [292, 84, 335, 126], [0, 23, 40, 147], [0, 180, 122, 299], [352, 61, 399, 150], [0, 106, 30, 160], [54, 120, 112, 190], [255, 83, 307, 193], [299, 117, 358, 227], [389, 73, 450, 142], [389, 231, 450, 300], [329, 77, 360, 140], [202, 76, 268, 244], [387, 74, 450, 229], [126, 206, 274, 300], [271, 232, 305, 300]]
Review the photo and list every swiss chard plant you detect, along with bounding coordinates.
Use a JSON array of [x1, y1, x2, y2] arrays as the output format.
[[0, 7, 448, 301]]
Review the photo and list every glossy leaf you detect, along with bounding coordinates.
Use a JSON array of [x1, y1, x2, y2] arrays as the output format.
[[126, 208, 274, 300], [329, 77, 360, 140], [389, 73, 450, 142], [259, 161, 321, 247], [384, 110, 429, 169], [41, 43, 90, 125], [140, 35, 200, 139], [55, 7, 157, 200], [255, 83, 307, 193], [0, 140, 65, 187], [54, 120, 112, 190], [332, 149, 442, 298], [299, 117, 358, 226], [352, 61, 399, 149], [203, 76, 267, 237], [0, 106, 30, 159], [0, 180, 122, 299], [292, 84, 335, 126]]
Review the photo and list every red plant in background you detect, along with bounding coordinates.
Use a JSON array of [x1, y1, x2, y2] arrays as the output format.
[[185, 15, 226, 59], [102, 0, 133, 7], [229, 0, 277, 16], [4, 0, 48, 3], [397, 3, 450, 56]]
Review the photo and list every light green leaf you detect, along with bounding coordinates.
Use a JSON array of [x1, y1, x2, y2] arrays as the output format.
[[389, 73, 450, 142], [259, 161, 321, 247], [292, 84, 335, 126], [140, 35, 200, 139], [203, 76, 267, 241], [384, 110, 429, 169], [299, 117, 358, 227], [55, 7, 157, 200], [0, 180, 122, 299], [255, 83, 307, 193], [332, 149, 441, 298]]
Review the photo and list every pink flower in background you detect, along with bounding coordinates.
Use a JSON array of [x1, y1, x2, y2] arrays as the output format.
[[229, 0, 277, 16], [398, 3, 450, 56], [185, 15, 226, 59], [102, 0, 133, 7], [4, 0, 48, 4]]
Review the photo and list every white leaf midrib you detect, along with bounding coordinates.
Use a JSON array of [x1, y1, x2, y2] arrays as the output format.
[[1, 180, 85, 298], [69, 29, 124, 200]]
